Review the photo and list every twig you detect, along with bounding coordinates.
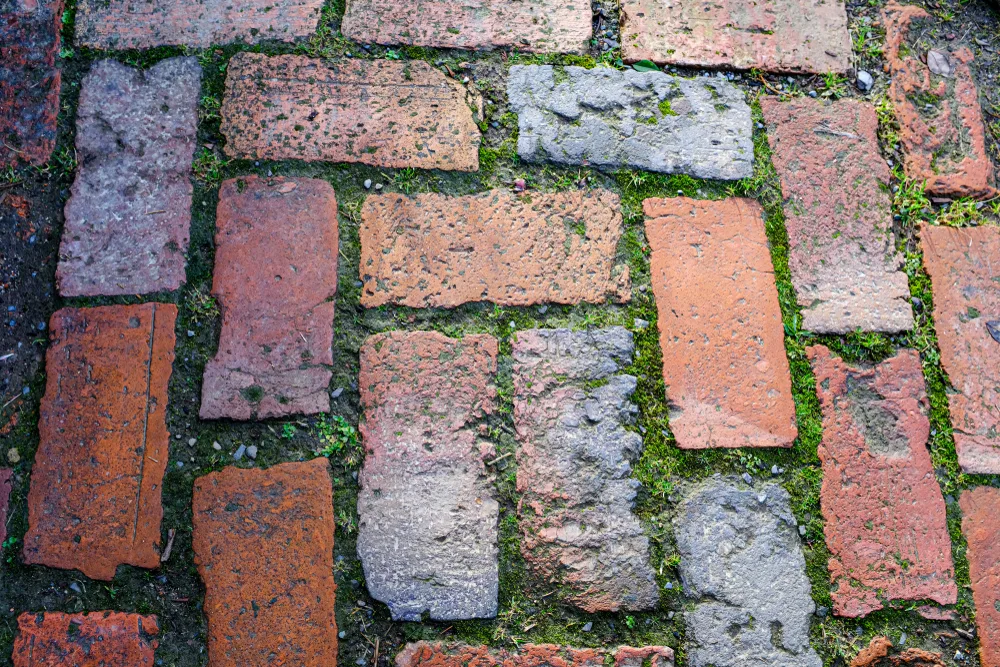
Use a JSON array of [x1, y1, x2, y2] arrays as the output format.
[[486, 451, 512, 466], [160, 528, 176, 562]]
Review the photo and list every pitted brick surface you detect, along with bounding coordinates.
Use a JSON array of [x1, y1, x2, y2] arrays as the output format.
[[808, 345, 956, 618], [396, 642, 674, 667], [13, 612, 159, 667], [23, 303, 176, 580], [0, 468, 11, 556], [200, 176, 338, 420], [761, 97, 913, 334], [359, 189, 630, 308], [645, 197, 797, 449], [192, 458, 338, 667], [221, 53, 480, 171], [850, 637, 946, 667], [57, 57, 200, 297], [358, 331, 499, 621], [959, 487, 1000, 667], [508, 66, 752, 180]]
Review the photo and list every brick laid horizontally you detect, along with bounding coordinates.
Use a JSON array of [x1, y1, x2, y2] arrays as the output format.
[[396, 642, 674, 667], [13, 612, 159, 667], [960, 487, 1000, 667]]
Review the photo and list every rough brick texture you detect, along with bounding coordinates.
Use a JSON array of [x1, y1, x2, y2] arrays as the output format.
[[192, 458, 338, 667], [359, 189, 630, 309], [358, 331, 499, 621], [850, 637, 946, 667], [920, 224, 1000, 473], [645, 197, 797, 449], [0, 468, 11, 555], [57, 57, 201, 297], [13, 612, 159, 667], [761, 97, 913, 334], [23, 303, 176, 580], [200, 176, 338, 420], [222, 53, 480, 171], [960, 487, 1000, 667], [396, 642, 674, 667], [808, 345, 956, 618]]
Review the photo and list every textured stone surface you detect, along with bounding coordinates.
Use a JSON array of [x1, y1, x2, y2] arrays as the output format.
[[0, 468, 11, 555], [850, 637, 946, 667], [508, 66, 752, 180], [807, 345, 956, 618], [513, 328, 658, 612], [0, 0, 62, 166], [675, 477, 821, 667], [192, 458, 338, 667], [396, 642, 674, 667], [200, 176, 337, 420], [761, 97, 913, 334], [57, 57, 200, 297], [919, 224, 1000, 473], [23, 303, 176, 580], [358, 331, 499, 621], [342, 0, 590, 53], [883, 2, 995, 199], [222, 53, 480, 170], [13, 612, 159, 667], [960, 487, 1000, 667], [360, 189, 630, 308], [645, 197, 797, 449], [620, 0, 850, 74]]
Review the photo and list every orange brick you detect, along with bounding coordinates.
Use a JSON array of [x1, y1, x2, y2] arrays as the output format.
[[13, 612, 158, 666], [396, 642, 674, 667], [960, 487, 1000, 667]]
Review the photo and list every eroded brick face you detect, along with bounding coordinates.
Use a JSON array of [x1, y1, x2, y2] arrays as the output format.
[[395, 642, 674, 667], [850, 637, 946, 667], [0, 468, 12, 555], [960, 487, 1000, 667], [13, 612, 159, 666], [23, 303, 176, 580]]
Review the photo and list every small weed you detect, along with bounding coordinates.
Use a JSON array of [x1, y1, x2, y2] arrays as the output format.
[[316, 415, 361, 464]]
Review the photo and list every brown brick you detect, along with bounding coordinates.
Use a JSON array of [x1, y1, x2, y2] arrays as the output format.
[[13, 612, 159, 666], [221, 53, 480, 171], [807, 345, 956, 618], [360, 189, 629, 308], [919, 224, 1000, 473], [644, 197, 797, 449], [850, 637, 946, 667], [192, 458, 338, 667], [23, 303, 176, 580], [0, 468, 11, 555], [396, 642, 674, 667], [201, 176, 338, 420], [960, 487, 1000, 667], [761, 97, 913, 334], [341, 0, 590, 53], [620, 0, 850, 74]]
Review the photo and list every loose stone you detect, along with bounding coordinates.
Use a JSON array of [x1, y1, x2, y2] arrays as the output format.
[[396, 642, 674, 667], [13, 612, 159, 666], [960, 487, 1000, 667]]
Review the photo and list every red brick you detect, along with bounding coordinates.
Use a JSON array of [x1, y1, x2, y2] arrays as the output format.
[[761, 97, 913, 334], [360, 189, 630, 308], [644, 197, 797, 449], [0, 468, 11, 555], [192, 458, 338, 667], [807, 345, 956, 618], [13, 612, 158, 666], [883, 2, 995, 199], [620, 0, 850, 74], [221, 53, 480, 171], [850, 637, 946, 667], [23, 303, 176, 580], [201, 176, 338, 420], [396, 642, 674, 667], [919, 224, 1000, 473], [960, 487, 1000, 667], [341, 0, 590, 53]]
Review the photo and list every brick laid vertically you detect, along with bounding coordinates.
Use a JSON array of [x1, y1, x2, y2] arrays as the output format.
[[0, 468, 12, 556], [396, 642, 675, 667], [959, 487, 1000, 667], [13, 612, 159, 667]]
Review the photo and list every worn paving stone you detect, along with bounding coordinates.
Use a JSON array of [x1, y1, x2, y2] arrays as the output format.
[[342, 0, 590, 53], [13, 612, 159, 666], [396, 642, 675, 667], [645, 197, 797, 449], [761, 97, 913, 334], [357, 331, 499, 621], [807, 345, 957, 618], [360, 189, 630, 309], [22, 303, 176, 580], [57, 57, 200, 297], [192, 458, 338, 667], [674, 476, 821, 667], [513, 328, 658, 612], [508, 65, 752, 180], [919, 223, 1000, 473], [0, 468, 11, 555], [200, 176, 337, 420], [883, 2, 995, 199], [620, 0, 850, 74], [222, 53, 480, 170], [850, 637, 946, 667], [960, 487, 1000, 667]]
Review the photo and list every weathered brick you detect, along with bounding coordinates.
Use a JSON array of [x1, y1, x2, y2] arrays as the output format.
[[761, 97, 913, 334], [960, 487, 1000, 667], [57, 57, 200, 297], [23, 303, 176, 580], [342, 0, 590, 53], [13, 612, 159, 666], [919, 224, 1000, 473], [0, 468, 11, 555], [221, 53, 480, 171], [883, 2, 995, 199], [396, 642, 674, 667], [359, 189, 630, 308], [850, 637, 946, 667], [358, 331, 499, 621], [192, 458, 338, 667], [513, 327, 658, 612], [620, 0, 850, 74], [644, 197, 797, 449], [807, 345, 956, 618], [200, 176, 338, 420]]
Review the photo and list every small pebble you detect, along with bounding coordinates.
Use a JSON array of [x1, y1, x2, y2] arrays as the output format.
[[771, 464, 780, 475], [176, 461, 184, 468], [634, 318, 649, 330], [7, 448, 20, 464], [856, 70, 874, 92], [187, 330, 195, 337], [363, 179, 372, 189], [815, 606, 828, 618], [798, 525, 807, 536], [757, 492, 767, 503], [582, 622, 593, 632], [234, 444, 247, 461], [339, 631, 346, 639], [188, 438, 197, 446], [69, 582, 83, 593], [742, 472, 753, 485], [213, 441, 222, 451], [375, 183, 383, 190], [331, 387, 344, 399], [247, 445, 258, 460], [667, 611, 675, 620]]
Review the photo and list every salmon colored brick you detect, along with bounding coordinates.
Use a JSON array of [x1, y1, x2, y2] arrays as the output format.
[[13, 612, 158, 666], [395, 642, 674, 667], [960, 487, 1000, 667], [850, 637, 946, 667]]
